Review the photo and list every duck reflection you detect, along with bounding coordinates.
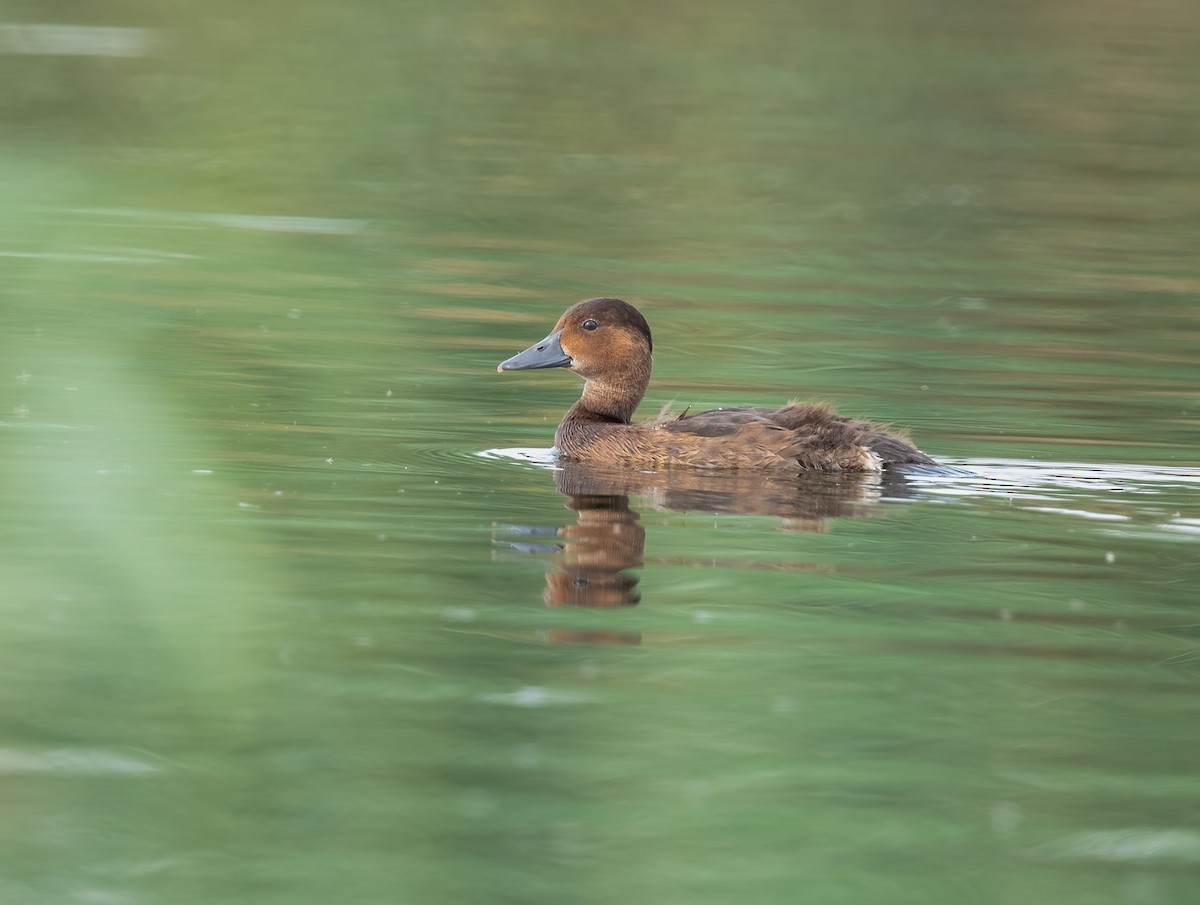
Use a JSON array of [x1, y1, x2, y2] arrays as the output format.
[[555, 461, 896, 530], [499, 462, 911, 637]]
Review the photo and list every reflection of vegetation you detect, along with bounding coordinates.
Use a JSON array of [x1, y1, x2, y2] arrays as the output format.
[[2, 4, 1200, 902]]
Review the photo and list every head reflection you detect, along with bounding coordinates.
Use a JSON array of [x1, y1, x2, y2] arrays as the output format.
[[544, 492, 644, 607]]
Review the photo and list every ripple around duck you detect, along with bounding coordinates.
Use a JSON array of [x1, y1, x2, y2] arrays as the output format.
[[275, 423, 512, 482], [476, 446, 558, 468], [478, 450, 1200, 534], [909, 459, 1200, 535], [479, 449, 1200, 490], [918, 458, 1200, 495]]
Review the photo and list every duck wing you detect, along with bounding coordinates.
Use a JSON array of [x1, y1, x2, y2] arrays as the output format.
[[660, 407, 776, 437], [665, 402, 936, 469]]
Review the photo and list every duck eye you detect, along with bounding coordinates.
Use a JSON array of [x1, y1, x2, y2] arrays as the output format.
[[581, 319, 598, 331]]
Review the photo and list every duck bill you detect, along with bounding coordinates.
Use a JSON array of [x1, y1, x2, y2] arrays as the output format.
[[497, 330, 573, 372]]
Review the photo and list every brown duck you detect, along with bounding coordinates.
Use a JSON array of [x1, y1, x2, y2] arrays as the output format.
[[497, 297, 938, 472]]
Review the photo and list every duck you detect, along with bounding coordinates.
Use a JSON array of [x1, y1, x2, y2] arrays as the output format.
[[496, 297, 938, 472]]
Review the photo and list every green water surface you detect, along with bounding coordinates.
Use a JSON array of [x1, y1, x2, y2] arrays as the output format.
[[2, 2, 1198, 903]]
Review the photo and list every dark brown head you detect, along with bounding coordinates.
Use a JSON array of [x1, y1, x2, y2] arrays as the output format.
[[497, 298, 653, 422], [497, 298, 651, 376]]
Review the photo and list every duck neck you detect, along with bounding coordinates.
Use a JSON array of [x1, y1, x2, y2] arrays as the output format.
[[566, 369, 649, 426]]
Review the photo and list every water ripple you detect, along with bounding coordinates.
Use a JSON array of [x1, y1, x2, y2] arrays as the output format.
[[479, 451, 1199, 534], [0, 748, 162, 775]]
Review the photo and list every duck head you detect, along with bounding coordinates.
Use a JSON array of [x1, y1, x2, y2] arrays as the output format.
[[497, 297, 653, 423]]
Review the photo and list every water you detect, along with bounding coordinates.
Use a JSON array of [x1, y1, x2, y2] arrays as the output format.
[[2, 2, 1198, 903]]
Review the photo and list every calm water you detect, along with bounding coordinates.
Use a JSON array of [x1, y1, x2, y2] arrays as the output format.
[[2, 2, 1198, 903]]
